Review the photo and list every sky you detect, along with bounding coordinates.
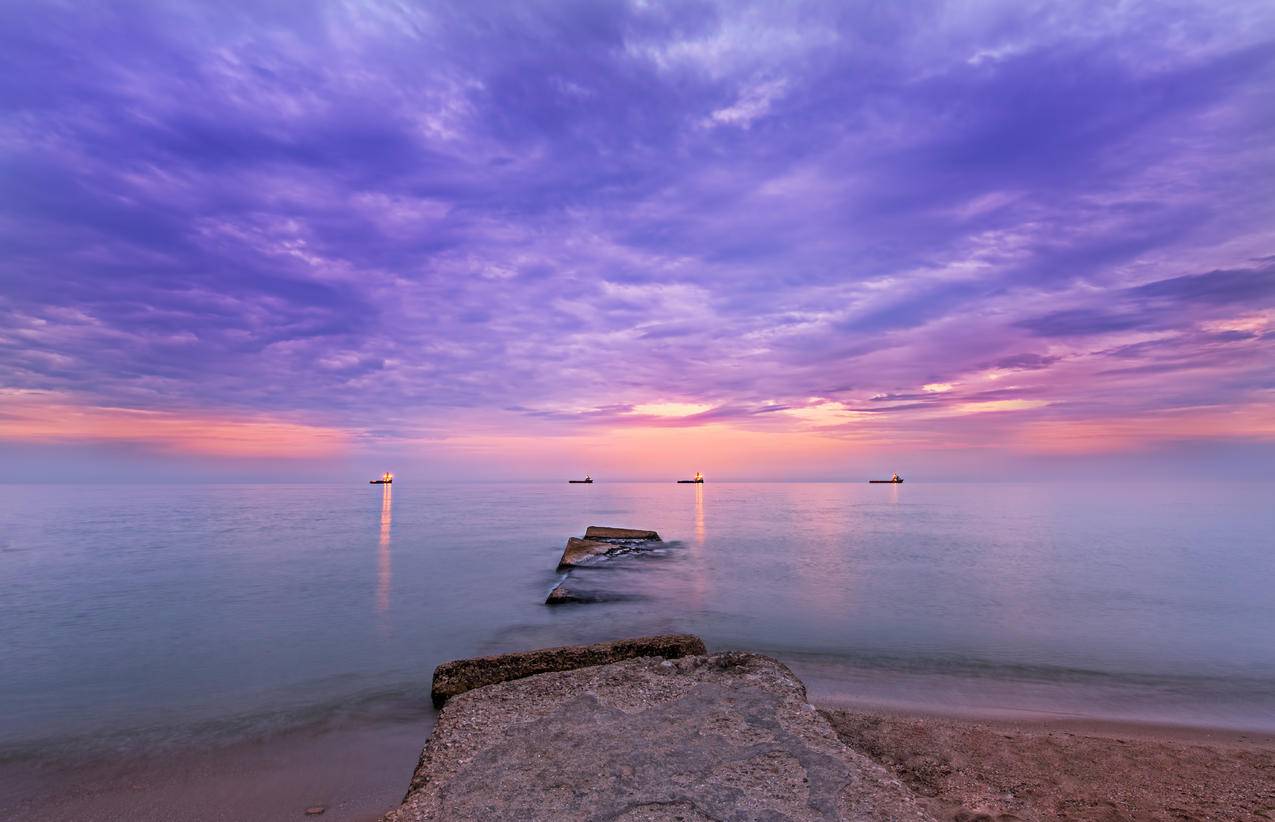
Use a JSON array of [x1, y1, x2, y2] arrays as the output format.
[[2, 0, 1274, 481]]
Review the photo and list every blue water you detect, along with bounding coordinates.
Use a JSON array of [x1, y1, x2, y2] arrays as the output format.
[[2, 481, 1274, 759]]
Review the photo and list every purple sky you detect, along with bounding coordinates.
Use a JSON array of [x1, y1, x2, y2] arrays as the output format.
[[2, 1, 1274, 481]]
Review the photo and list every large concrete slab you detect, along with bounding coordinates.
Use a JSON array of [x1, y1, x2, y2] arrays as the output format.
[[394, 651, 934, 821]]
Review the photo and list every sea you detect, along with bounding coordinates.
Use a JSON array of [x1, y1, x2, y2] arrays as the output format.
[[3, 480, 1274, 767]]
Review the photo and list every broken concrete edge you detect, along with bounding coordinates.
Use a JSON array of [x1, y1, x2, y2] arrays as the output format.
[[429, 633, 708, 708], [583, 525, 661, 541], [557, 527, 664, 569], [555, 537, 613, 569], [556, 526, 664, 569], [544, 582, 588, 604]]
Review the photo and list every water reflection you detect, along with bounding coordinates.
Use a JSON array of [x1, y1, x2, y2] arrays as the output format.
[[694, 483, 705, 545], [686, 482, 709, 606], [5, 481, 1275, 747], [784, 484, 862, 620], [377, 483, 392, 613]]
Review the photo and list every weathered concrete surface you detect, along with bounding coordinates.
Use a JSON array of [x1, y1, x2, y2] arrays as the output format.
[[429, 634, 707, 708], [557, 537, 614, 568], [396, 652, 934, 821], [557, 526, 663, 569], [583, 525, 661, 541]]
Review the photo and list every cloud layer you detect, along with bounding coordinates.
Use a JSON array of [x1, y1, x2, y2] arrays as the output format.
[[2, 0, 1273, 474]]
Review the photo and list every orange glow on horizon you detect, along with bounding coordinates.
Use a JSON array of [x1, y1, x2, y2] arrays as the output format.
[[4, 388, 1272, 470], [0, 392, 349, 458], [1017, 404, 1275, 453]]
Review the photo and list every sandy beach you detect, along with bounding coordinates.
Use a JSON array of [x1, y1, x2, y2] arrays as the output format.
[[4, 704, 1273, 821], [823, 709, 1275, 821]]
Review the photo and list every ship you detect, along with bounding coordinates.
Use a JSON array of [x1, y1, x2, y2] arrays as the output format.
[[869, 473, 903, 484], [569, 475, 594, 484], [677, 471, 705, 484], [369, 472, 394, 484]]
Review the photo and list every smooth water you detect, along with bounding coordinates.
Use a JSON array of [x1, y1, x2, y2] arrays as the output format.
[[2, 481, 1274, 759]]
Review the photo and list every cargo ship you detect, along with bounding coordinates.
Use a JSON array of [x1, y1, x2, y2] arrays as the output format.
[[677, 472, 704, 484], [369, 472, 394, 485], [869, 473, 903, 484], [569, 475, 594, 484]]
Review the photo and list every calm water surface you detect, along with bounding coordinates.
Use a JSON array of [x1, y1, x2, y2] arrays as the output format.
[[2, 481, 1274, 759]]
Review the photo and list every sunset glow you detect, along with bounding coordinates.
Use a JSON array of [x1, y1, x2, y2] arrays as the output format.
[[0, 392, 349, 458]]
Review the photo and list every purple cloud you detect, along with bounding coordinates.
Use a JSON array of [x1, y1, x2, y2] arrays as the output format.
[[1, 0, 1273, 474]]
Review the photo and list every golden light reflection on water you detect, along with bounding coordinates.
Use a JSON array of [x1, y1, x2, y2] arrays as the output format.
[[686, 482, 709, 606], [378, 483, 392, 613], [694, 483, 705, 545]]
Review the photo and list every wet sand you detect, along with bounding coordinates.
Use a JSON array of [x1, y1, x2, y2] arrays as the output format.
[[5, 703, 1274, 821], [822, 707, 1275, 821], [0, 713, 433, 822]]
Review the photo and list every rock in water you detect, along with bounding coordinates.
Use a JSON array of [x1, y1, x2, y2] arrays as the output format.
[[583, 525, 661, 541], [556, 537, 613, 569], [543, 582, 590, 605], [556, 526, 664, 569], [430, 634, 706, 707], [396, 651, 933, 821]]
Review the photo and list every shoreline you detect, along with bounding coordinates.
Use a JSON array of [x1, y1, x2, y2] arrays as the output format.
[[821, 707, 1275, 820], [781, 653, 1275, 738], [4, 696, 1272, 821], [811, 695, 1275, 748]]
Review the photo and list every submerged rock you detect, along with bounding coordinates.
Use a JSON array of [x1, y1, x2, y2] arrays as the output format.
[[556, 537, 613, 569], [544, 583, 644, 607], [393, 649, 933, 821], [429, 634, 707, 708], [544, 582, 591, 605], [583, 525, 661, 541]]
